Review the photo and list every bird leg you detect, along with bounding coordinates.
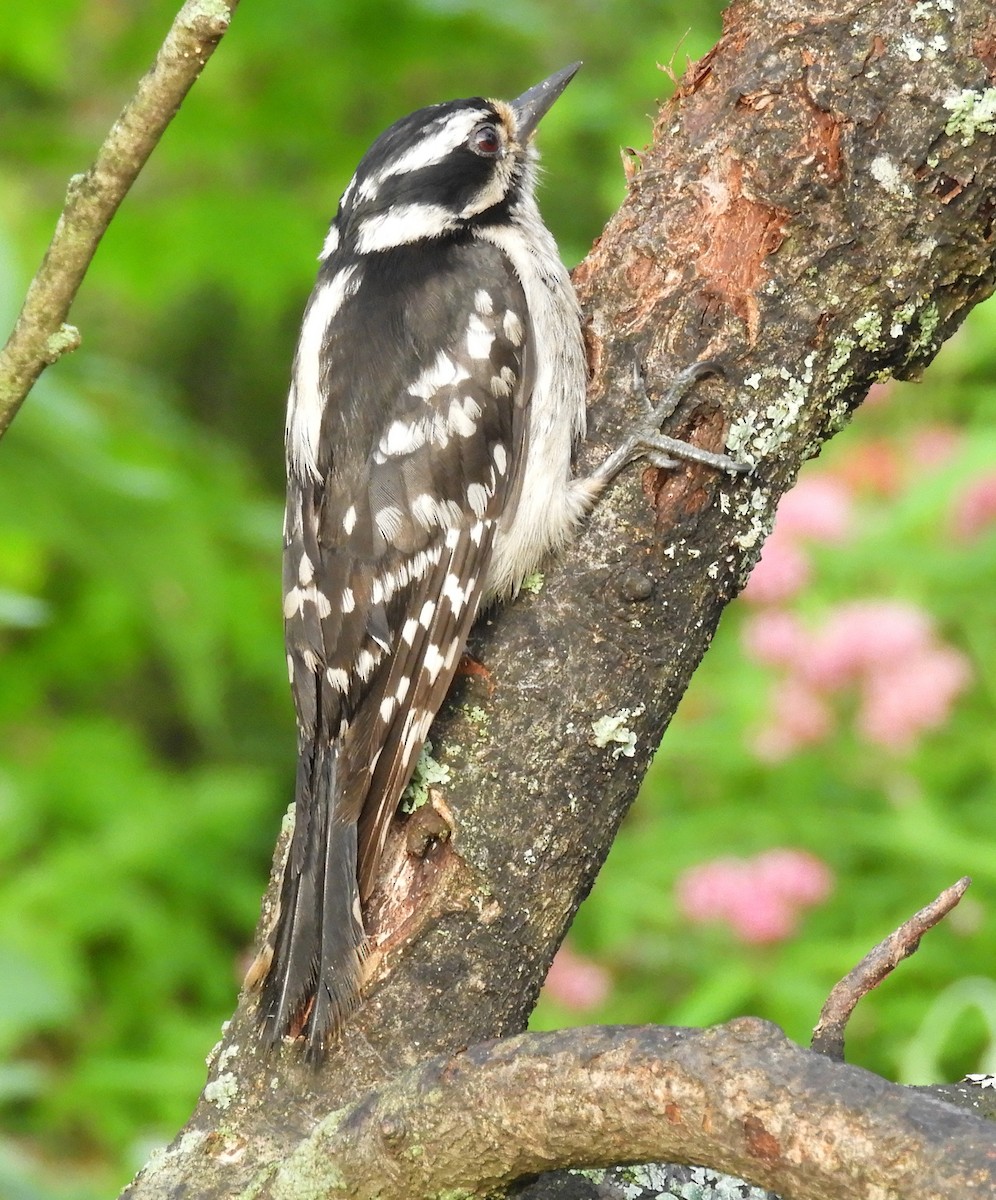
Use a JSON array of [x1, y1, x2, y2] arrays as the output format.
[[591, 359, 750, 484]]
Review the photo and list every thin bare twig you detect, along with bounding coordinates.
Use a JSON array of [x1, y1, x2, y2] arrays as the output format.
[[0, 0, 240, 439], [811, 878, 972, 1062]]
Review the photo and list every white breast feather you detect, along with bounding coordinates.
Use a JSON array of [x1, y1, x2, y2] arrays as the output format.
[[475, 194, 591, 599]]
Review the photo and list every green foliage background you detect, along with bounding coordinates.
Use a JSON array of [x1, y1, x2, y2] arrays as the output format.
[[0, 1, 993, 1195]]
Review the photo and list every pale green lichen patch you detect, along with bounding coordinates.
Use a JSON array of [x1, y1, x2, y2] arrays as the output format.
[[401, 740, 451, 812], [204, 1071, 238, 1109], [899, 33, 925, 61], [854, 309, 884, 352], [520, 570, 544, 595], [869, 153, 911, 197], [899, 30, 947, 61], [260, 1108, 351, 1198], [826, 333, 856, 381], [591, 704, 646, 759], [572, 1162, 776, 1199], [732, 487, 773, 552], [889, 298, 918, 338], [465, 705, 488, 729], [824, 295, 931, 402], [880, 295, 939, 362], [177, 1129, 206, 1157], [825, 394, 853, 436], [944, 87, 996, 146], [139, 1128, 208, 1184], [44, 323, 81, 363], [570, 1168, 605, 1184], [912, 300, 940, 356], [724, 412, 759, 462], [216, 1043, 239, 1073], [726, 352, 815, 465]]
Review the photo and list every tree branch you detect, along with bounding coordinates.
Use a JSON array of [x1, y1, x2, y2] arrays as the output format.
[[234, 1020, 995, 1200], [812, 877, 973, 1062], [0, 0, 239, 438]]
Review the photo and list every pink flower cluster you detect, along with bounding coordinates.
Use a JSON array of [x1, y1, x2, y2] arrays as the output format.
[[745, 425, 988, 609], [833, 422, 962, 494], [951, 471, 996, 540], [742, 476, 852, 605], [675, 849, 833, 944], [542, 942, 611, 1012], [741, 464, 972, 758], [745, 600, 971, 757]]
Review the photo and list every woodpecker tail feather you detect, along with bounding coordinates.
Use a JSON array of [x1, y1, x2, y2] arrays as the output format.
[[258, 741, 365, 1060]]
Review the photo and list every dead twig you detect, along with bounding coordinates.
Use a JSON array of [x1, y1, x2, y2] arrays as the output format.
[[0, 0, 239, 439], [811, 877, 972, 1062]]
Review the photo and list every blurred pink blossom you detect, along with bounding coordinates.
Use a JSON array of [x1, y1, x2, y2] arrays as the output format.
[[800, 600, 935, 691], [834, 425, 959, 497], [773, 476, 853, 542], [863, 381, 897, 407], [675, 856, 751, 922], [950, 471, 996, 540], [752, 677, 832, 761], [736, 454, 973, 757], [676, 849, 834, 945], [833, 439, 903, 497], [747, 599, 971, 755], [909, 424, 963, 471], [753, 848, 834, 906], [741, 610, 806, 668], [744, 475, 855, 606], [858, 645, 973, 750], [543, 943, 611, 1012], [743, 533, 811, 604]]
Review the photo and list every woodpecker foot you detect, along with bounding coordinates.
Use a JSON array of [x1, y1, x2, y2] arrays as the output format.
[[593, 360, 750, 484]]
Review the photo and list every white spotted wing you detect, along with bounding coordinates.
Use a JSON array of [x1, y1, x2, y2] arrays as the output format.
[[284, 236, 532, 897]]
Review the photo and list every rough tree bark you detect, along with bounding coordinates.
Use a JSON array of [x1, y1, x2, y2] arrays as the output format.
[[241, 1021, 995, 1200], [46, 0, 993, 1195]]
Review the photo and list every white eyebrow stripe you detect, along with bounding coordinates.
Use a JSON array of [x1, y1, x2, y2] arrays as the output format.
[[357, 111, 485, 200]]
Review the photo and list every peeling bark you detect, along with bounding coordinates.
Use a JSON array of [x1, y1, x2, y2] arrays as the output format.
[[122, 0, 996, 1196]]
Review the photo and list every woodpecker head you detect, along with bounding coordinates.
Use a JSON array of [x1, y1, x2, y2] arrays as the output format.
[[324, 63, 581, 258]]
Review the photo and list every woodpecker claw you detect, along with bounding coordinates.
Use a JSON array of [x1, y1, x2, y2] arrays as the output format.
[[593, 357, 749, 484]]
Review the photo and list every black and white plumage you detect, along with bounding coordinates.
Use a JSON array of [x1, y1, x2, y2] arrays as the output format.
[[258, 64, 746, 1057], [259, 65, 597, 1057]]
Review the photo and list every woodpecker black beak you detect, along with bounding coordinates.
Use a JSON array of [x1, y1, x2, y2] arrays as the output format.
[[511, 62, 582, 140]]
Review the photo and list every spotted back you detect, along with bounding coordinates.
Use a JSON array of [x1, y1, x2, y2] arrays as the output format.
[[284, 235, 531, 892]]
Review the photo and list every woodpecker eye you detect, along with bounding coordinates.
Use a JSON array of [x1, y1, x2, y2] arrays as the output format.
[[471, 123, 502, 157]]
